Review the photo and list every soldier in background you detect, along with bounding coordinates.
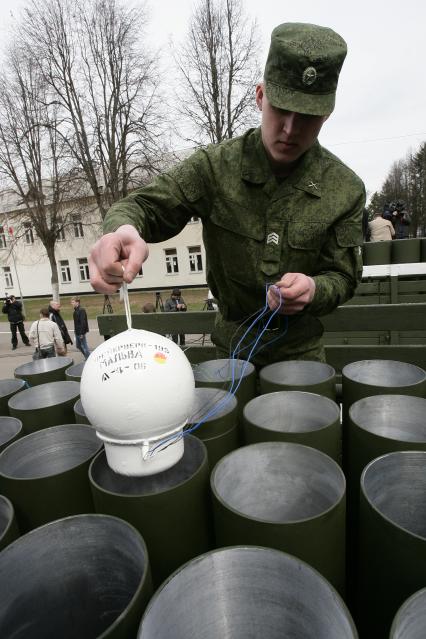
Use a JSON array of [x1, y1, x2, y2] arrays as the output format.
[[89, 23, 365, 366]]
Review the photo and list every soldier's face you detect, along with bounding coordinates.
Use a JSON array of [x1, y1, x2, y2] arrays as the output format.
[[256, 84, 328, 174]]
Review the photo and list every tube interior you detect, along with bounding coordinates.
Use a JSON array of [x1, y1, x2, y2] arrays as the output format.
[[351, 395, 426, 442], [244, 391, 339, 433], [91, 435, 205, 496], [0, 425, 101, 479], [392, 589, 426, 639], [0, 516, 147, 639], [212, 443, 344, 523], [363, 452, 426, 538], [344, 360, 425, 387], [260, 360, 334, 385], [139, 547, 356, 639]]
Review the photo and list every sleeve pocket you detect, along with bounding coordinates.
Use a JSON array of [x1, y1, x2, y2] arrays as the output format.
[[334, 223, 363, 247]]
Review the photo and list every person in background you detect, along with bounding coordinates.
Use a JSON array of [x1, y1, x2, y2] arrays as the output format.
[[142, 302, 156, 313], [29, 307, 65, 358], [71, 296, 90, 359], [392, 201, 411, 239], [382, 203, 393, 221], [2, 294, 30, 350], [48, 300, 73, 355], [164, 288, 187, 346], [368, 211, 395, 242]]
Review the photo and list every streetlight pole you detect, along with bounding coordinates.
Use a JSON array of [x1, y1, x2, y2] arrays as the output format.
[[8, 227, 26, 317]]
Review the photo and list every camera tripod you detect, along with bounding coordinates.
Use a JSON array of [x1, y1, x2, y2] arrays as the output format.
[[155, 292, 164, 312], [102, 295, 114, 314]]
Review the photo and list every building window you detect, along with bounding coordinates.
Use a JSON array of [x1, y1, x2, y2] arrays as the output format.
[[77, 257, 90, 282], [60, 259, 71, 283], [72, 213, 84, 238], [24, 221, 34, 244], [165, 248, 179, 274], [0, 226, 7, 249], [56, 217, 65, 242], [188, 245, 203, 272], [3, 266, 13, 288], [189, 216, 200, 223]]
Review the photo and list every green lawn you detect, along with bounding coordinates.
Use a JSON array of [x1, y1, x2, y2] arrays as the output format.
[[1, 288, 211, 322]]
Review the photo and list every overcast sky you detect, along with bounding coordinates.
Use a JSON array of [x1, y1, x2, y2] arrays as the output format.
[[1, 0, 425, 200]]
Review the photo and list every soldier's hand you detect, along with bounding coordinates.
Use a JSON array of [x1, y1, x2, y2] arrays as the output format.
[[268, 272, 316, 315], [89, 225, 149, 294]]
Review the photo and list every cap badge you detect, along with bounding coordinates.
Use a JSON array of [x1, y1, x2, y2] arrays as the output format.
[[302, 66, 317, 86]]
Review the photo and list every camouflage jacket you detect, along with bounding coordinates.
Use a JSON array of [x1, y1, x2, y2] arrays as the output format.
[[104, 127, 365, 362]]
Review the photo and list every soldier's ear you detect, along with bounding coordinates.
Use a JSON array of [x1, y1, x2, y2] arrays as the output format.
[[255, 83, 264, 111]]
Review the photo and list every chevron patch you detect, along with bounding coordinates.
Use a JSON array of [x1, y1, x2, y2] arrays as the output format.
[[266, 232, 279, 245]]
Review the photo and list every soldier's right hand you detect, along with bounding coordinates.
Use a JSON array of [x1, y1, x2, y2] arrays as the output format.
[[89, 224, 149, 294]]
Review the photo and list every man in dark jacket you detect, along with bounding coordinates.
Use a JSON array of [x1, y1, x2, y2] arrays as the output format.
[[2, 294, 30, 350], [71, 296, 90, 359], [48, 300, 73, 355], [164, 288, 187, 346]]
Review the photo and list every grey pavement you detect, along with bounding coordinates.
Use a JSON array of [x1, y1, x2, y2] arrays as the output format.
[[0, 319, 212, 379], [0, 320, 104, 379]]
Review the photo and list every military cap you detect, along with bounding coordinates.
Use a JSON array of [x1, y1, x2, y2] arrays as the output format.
[[264, 22, 347, 116]]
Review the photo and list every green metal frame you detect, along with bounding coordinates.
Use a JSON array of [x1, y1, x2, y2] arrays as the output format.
[[98, 302, 426, 374]]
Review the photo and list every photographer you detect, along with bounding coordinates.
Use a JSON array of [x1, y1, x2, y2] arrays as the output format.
[[392, 201, 411, 239], [2, 294, 30, 350], [164, 288, 187, 346]]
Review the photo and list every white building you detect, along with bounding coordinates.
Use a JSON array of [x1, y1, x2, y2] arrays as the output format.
[[0, 188, 207, 298]]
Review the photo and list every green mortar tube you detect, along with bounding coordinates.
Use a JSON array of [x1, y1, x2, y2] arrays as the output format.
[[0, 423, 102, 532], [8, 380, 80, 434], [89, 435, 213, 588]]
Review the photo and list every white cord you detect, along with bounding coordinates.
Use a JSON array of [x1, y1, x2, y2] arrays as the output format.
[[121, 267, 132, 330]]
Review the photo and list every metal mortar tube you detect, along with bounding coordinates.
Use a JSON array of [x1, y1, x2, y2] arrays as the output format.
[[14, 356, 74, 386], [211, 441, 346, 595], [390, 588, 426, 639], [243, 390, 341, 460], [73, 398, 91, 425], [187, 387, 239, 469], [259, 360, 337, 400], [0, 494, 19, 551], [0, 423, 102, 532], [0, 416, 23, 453], [137, 546, 358, 639], [0, 514, 152, 639], [65, 361, 85, 382], [8, 380, 81, 434], [89, 434, 212, 588], [193, 358, 257, 420], [0, 378, 26, 416], [357, 451, 426, 639]]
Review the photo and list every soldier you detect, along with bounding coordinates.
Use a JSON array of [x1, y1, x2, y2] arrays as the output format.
[[89, 22, 365, 366]]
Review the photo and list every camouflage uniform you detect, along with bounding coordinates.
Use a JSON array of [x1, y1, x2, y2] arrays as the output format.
[[103, 126, 365, 366]]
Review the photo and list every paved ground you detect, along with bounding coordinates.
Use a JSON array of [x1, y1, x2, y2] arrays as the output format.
[[0, 320, 104, 379], [0, 320, 212, 379]]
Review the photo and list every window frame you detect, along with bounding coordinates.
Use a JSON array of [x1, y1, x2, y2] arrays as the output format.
[[59, 259, 72, 284]]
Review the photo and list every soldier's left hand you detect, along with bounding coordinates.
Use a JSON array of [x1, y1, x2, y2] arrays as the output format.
[[268, 272, 316, 315]]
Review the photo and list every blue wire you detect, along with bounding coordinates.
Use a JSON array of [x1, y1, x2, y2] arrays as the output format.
[[147, 285, 285, 457]]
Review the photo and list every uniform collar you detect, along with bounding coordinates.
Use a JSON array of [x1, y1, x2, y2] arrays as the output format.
[[241, 127, 323, 197]]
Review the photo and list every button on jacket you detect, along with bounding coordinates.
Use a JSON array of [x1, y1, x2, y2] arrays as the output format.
[[103, 128, 365, 364]]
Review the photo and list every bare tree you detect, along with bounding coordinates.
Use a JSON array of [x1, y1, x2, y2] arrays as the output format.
[[20, 0, 166, 217], [0, 46, 88, 300], [173, 0, 261, 145]]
